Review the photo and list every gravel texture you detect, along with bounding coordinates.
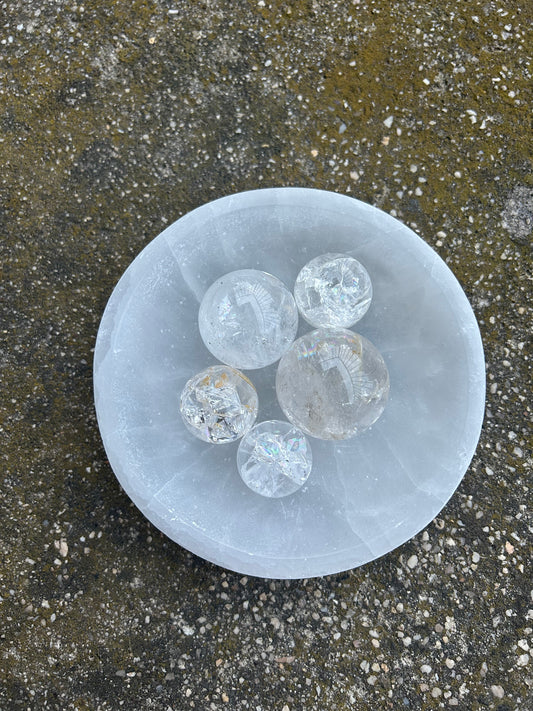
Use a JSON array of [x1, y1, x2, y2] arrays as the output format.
[[1, 0, 531, 709]]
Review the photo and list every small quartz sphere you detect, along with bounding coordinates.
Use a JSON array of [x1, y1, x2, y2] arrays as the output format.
[[180, 365, 258, 443], [237, 420, 313, 498], [294, 253, 372, 328], [276, 328, 389, 440], [198, 269, 299, 370]]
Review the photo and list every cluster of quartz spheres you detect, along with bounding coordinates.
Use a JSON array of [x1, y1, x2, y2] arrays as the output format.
[[180, 254, 390, 498]]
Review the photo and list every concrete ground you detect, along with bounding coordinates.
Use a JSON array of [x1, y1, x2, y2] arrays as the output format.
[[1, 0, 531, 709]]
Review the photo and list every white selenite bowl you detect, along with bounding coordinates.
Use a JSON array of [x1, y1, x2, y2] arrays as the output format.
[[93, 188, 485, 579]]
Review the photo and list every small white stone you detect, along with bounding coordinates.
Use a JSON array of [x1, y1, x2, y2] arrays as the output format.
[[383, 115, 394, 128], [491, 685, 504, 699], [407, 554, 418, 569]]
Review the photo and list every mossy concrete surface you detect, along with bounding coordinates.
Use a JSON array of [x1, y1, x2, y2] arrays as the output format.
[[1, 0, 531, 709]]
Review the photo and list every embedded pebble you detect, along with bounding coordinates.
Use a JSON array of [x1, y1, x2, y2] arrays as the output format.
[[491, 685, 505, 699], [407, 555, 418, 569]]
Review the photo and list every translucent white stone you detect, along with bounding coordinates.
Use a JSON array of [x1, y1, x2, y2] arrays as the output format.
[[237, 420, 312, 498], [276, 328, 389, 440], [294, 253, 372, 328], [199, 269, 298, 370], [180, 365, 258, 443], [94, 187, 486, 579]]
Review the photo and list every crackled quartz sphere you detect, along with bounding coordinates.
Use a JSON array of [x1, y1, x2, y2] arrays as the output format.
[[276, 329, 389, 440], [199, 269, 299, 370], [237, 420, 312, 498], [294, 253, 372, 328], [180, 365, 258, 443]]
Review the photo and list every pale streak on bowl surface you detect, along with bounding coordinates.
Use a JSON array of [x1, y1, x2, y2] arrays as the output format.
[[93, 188, 486, 579]]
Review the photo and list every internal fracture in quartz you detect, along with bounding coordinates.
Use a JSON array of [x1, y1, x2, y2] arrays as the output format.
[[276, 328, 389, 440], [237, 420, 312, 498], [199, 269, 298, 370], [294, 253, 372, 328], [180, 365, 258, 443]]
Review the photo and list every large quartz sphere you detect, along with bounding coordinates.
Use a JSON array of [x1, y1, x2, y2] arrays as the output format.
[[180, 365, 258, 443], [294, 253, 372, 328], [199, 269, 299, 370], [276, 329, 389, 440]]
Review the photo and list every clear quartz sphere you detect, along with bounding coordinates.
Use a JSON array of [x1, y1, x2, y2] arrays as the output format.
[[180, 365, 258, 443], [294, 253, 372, 328], [237, 420, 312, 498], [198, 269, 299, 370], [276, 328, 389, 440]]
